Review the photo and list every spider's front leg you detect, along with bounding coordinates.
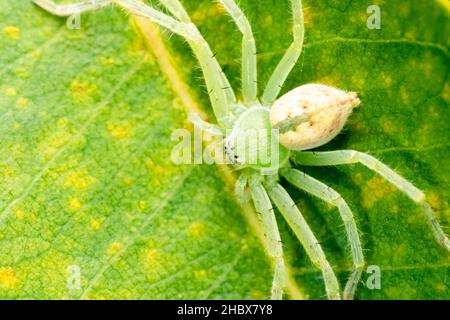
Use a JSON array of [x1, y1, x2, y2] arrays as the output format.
[[34, 0, 238, 126], [294, 151, 450, 251], [219, 0, 257, 105], [157, 0, 237, 126], [188, 113, 225, 136], [248, 175, 286, 300], [262, 0, 304, 105], [32, 0, 113, 16], [281, 168, 365, 300]]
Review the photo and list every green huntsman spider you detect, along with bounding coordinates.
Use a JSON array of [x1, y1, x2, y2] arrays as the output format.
[[33, 0, 450, 300]]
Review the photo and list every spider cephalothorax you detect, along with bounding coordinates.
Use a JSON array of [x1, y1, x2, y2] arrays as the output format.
[[34, 0, 449, 300]]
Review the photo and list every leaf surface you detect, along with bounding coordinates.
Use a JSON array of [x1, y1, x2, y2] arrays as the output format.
[[0, 0, 448, 299]]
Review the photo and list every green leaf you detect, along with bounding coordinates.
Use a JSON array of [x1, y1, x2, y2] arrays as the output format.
[[0, 0, 448, 299]]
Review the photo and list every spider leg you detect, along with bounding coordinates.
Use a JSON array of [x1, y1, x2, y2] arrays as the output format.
[[159, 0, 191, 22], [34, 0, 236, 126], [32, 0, 113, 17], [249, 175, 286, 299], [282, 168, 365, 300], [188, 113, 225, 136], [267, 182, 341, 300], [294, 151, 450, 251], [34, 0, 200, 41], [158, 0, 237, 125], [219, 0, 257, 105], [262, 0, 304, 105]]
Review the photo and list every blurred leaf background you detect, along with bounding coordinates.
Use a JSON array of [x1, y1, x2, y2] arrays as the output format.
[[0, 0, 448, 299]]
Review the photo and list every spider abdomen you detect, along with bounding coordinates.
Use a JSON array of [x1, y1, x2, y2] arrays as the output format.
[[270, 84, 360, 151]]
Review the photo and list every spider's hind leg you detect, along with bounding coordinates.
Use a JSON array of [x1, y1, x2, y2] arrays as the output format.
[[32, 0, 113, 17], [294, 150, 450, 251], [282, 168, 365, 300]]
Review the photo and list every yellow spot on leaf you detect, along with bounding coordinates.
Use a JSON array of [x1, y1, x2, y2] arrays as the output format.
[[361, 176, 396, 208], [107, 122, 132, 139], [145, 159, 173, 179], [442, 83, 449, 101], [15, 208, 25, 220], [108, 242, 123, 256], [391, 204, 399, 213], [381, 118, 395, 134], [400, 3, 411, 16], [16, 97, 29, 108], [303, 6, 315, 26], [191, 2, 223, 21], [193, 269, 207, 280], [406, 210, 425, 225], [69, 198, 82, 211], [382, 74, 393, 87], [145, 248, 159, 268], [4, 26, 20, 40], [123, 177, 134, 186], [351, 74, 365, 88], [64, 170, 95, 189], [3, 87, 17, 96], [188, 222, 205, 237], [90, 219, 102, 231], [392, 243, 407, 258], [315, 75, 338, 88], [130, 37, 146, 55], [262, 15, 273, 27], [404, 29, 418, 40], [228, 231, 238, 240], [0, 267, 17, 289], [356, 12, 367, 24], [386, 286, 417, 299], [435, 283, 447, 292], [427, 191, 445, 211], [138, 200, 148, 210], [70, 80, 97, 102], [250, 289, 265, 300], [400, 86, 410, 104], [15, 67, 29, 79], [99, 57, 117, 65], [57, 118, 69, 129]]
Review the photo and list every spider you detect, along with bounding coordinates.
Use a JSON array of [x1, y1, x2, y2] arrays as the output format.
[[33, 0, 449, 300]]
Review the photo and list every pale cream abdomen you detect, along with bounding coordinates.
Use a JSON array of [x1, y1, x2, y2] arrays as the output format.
[[270, 84, 360, 150]]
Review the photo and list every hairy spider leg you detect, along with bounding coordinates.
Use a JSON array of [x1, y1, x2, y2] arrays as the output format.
[[33, 0, 237, 126], [159, 0, 236, 105], [262, 0, 304, 105], [294, 151, 450, 251], [188, 113, 225, 136], [32, 0, 113, 16], [282, 168, 365, 300], [33, 0, 196, 39], [267, 182, 341, 300], [158, 0, 238, 125], [249, 175, 286, 300], [219, 0, 257, 105]]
